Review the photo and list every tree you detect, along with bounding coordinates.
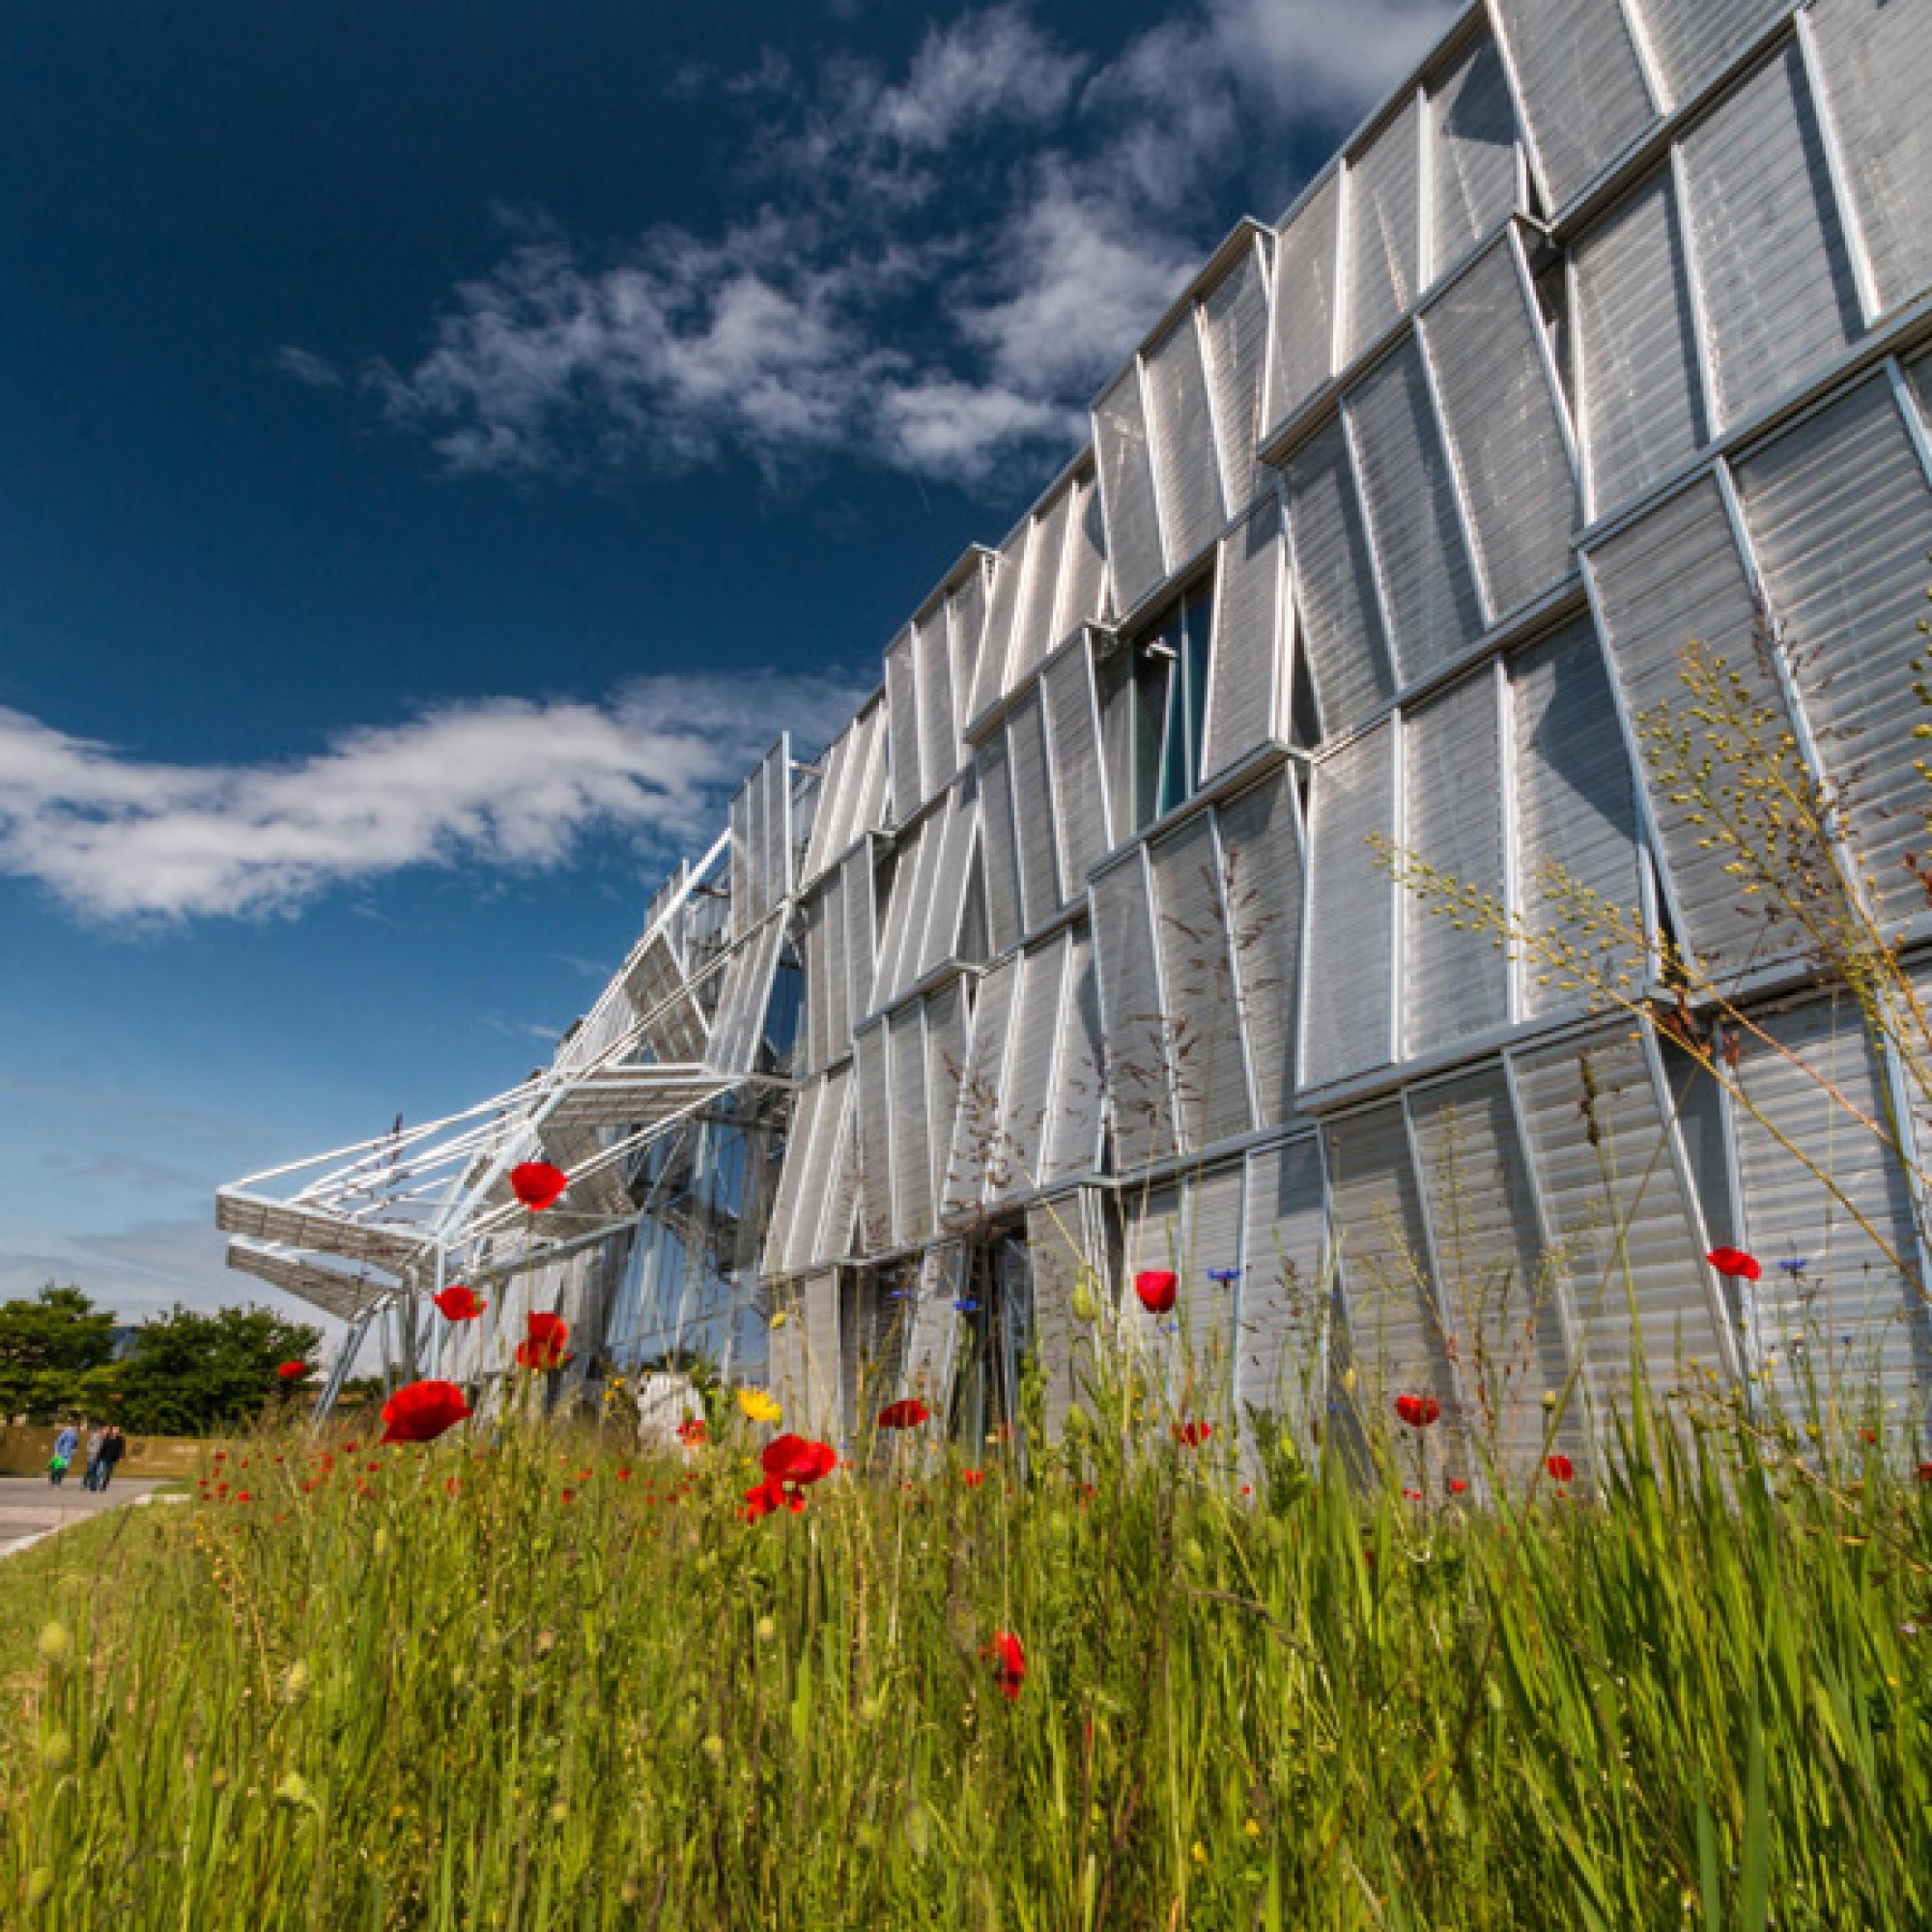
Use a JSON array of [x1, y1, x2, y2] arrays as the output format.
[[0, 1284, 118, 1423], [116, 1304, 323, 1436]]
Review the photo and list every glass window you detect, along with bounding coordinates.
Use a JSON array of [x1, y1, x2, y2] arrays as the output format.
[[1129, 580, 1215, 833]]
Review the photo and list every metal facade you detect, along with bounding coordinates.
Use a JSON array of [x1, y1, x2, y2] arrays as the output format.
[[220, 1, 1932, 1479]]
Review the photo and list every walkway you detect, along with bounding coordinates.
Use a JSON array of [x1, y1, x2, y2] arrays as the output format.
[[0, 1476, 173, 1560]]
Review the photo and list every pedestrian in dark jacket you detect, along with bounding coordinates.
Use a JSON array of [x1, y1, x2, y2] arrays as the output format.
[[94, 1426, 128, 1491]]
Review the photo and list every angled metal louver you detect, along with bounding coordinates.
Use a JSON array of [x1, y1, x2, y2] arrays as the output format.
[[706, 914, 785, 1079], [1301, 720, 1396, 1089], [943, 954, 1018, 1224], [899, 1242, 964, 1415], [810, 1065, 862, 1269], [888, 1002, 933, 1246], [1422, 236, 1577, 623], [976, 731, 1024, 956], [226, 1240, 391, 1323], [801, 725, 852, 888], [948, 556, 990, 731], [1283, 414, 1395, 735], [215, 1192, 429, 1275], [1344, 94, 1422, 365], [884, 632, 923, 828], [923, 977, 969, 1214], [992, 935, 1067, 1204], [913, 604, 957, 804], [1144, 308, 1228, 574], [1402, 669, 1508, 1058], [1090, 850, 1179, 1169], [1509, 615, 1645, 1020], [853, 1022, 894, 1254], [917, 780, 979, 981], [762, 1074, 822, 1277], [1679, 40, 1861, 432], [1094, 364, 1167, 616], [1042, 926, 1106, 1184], [1344, 335, 1487, 687], [1201, 498, 1285, 781], [766, 1280, 809, 1421], [839, 844, 876, 1044], [1489, 0, 1657, 213], [1264, 172, 1342, 443], [1028, 1190, 1111, 1435], [1009, 485, 1072, 690], [1734, 372, 1932, 929], [1634, 0, 1797, 108], [1217, 767, 1306, 1131], [1199, 234, 1273, 515], [621, 929, 708, 1066], [1041, 639, 1111, 895], [801, 1268, 841, 1435], [869, 818, 924, 1016], [1007, 689, 1063, 934], [1151, 810, 1254, 1151], [1573, 166, 1709, 519], [1057, 469, 1110, 643], [1428, 28, 1520, 283], [1236, 1135, 1328, 1433], [1584, 473, 1800, 974], [1181, 1161, 1247, 1412], [969, 525, 1028, 726], [1806, 0, 1932, 318]]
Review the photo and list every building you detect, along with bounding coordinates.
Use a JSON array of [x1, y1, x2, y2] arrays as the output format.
[[219, 0, 1932, 1477]]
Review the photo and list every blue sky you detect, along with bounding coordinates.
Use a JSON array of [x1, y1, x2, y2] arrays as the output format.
[[0, 0, 1452, 1336]]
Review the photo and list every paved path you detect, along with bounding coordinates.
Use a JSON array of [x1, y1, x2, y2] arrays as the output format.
[[0, 1476, 174, 1560]]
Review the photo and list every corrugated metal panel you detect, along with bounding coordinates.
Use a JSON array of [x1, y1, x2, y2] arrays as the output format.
[[849, 703, 893, 847], [1202, 497, 1284, 780], [1094, 364, 1167, 616], [1403, 670, 1507, 1056], [900, 1244, 963, 1416], [1344, 95, 1422, 365], [1732, 992, 1926, 1409], [1007, 690, 1064, 933], [728, 781, 753, 941], [1043, 925, 1106, 1183], [894, 812, 949, 1007], [707, 914, 784, 1078], [1200, 237, 1272, 514], [624, 929, 708, 1066], [1584, 474, 1801, 971], [1009, 486, 1072, 689], [1490, 0, 1657, 213], [1237, 1135, 1328, 1431], [1028, 1192, 1107, 1435], [1912, 349, 1932, 442], [1151, 810, 1255, 1151], [762, 739, 794, 919], [885, 631, 923, 828], [1217, 767, 1305, 1131], [1679, 41, 1860, 431], [1808, 0, 1932, 316], [1302, 720, 1396, 1088], [867, 825, 918, 1021], [801, 725, 850, 887], [798, 893, 829, 1077], [800, 1269, 840, 1435], [1510, 615, 1646, 1018], [943, 955, 1018, 1222], [812, 1064, 863, 1268], [969, 527, 1027, 726], [994, 935, 1067, 1204], [1264, 172, 1342, 441], [948, 561, 989, 737], [853, 1022, 894, 1254], [1735, 373, 1932, 928], [1510, 1029, 1727, 1401], [977, 730, 1025, 956], [1090, 850, 1179, 1169], [789, 1070, 840, 1273], [839, 845, 875, 1045], [1325, 1102, 1459, 1433], [1428, 28, 1520, 281], [1145, 311, 1227, 572], [1422, 237, 1577, 622], [1573, 166, 1708, 518], [1407, 1066, 1584, 1479], [1042, 639, 1110, 894], [1634, 0, 1794, 106], [766, 1281, 808, 1423], [923, 977, 969, 1214], [888, 1003, 933, 1246], [1057, 469, 1110, 642], [1345, 336, 1487, 686], [1283, 414, 1395, 734], [1183, 1161, 1247, 1409], [763, 1075, 821, 1277], [913, 607, 956, 803], [917, 780, 978, 980]]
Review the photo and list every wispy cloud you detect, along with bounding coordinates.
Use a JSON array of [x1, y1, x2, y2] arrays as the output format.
[[0, 671, 864, 922], [286, 0, 1456, 491]]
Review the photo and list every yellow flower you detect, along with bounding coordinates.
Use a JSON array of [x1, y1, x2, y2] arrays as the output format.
[[736, 1387, 781, 1426]]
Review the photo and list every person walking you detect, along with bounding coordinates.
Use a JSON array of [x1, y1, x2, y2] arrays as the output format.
[[81, 1422, 108, 1491], [48, 1421, 79, 1487], [95, 1425, 128, 1492]]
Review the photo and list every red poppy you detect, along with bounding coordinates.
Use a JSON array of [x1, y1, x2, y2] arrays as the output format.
[[1706, 1247, 1762, 1283], [1134, 1269, 1178, 1314], [1172, 1420, 1212, 1447], [1448, 1478, 1468, 1495], [1918, 1462, 1932, 1484], [1546, 1454, 1575, 1484], [235, 1491, 252, 1504], [380, 1378, 472, 1445], [561, 1489, 575, 1505], [743, 1474, 806, 1521], [761, 1435, 837, 1486], [510, 1160, 569, 1212], [616, 1466, 633, 1482], [276, 1360, 310, 1381], [989, 1630, 1026, 1702], [1393, 1394, 1441, 1429], [1404, 1487, 1422, 1502], [878, 1399, 930, 1430], [1860, 1429, 1878, 1445], [676, 1416, 707, 1447], [433, 1284, 486, 1321], [960, 1468, 985, 1489], [515, 1310, 571, 1372]]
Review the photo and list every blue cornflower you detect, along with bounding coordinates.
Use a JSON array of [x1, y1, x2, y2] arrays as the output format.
[[1207, 1266, 1242, 1285], [952, 1298, 980, 1315], [1777, 1257, 1809, 1279]]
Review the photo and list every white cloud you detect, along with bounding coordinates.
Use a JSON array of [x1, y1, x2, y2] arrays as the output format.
[[301, 0, 1459, 489], [270, 345, 345, 390], [0, 671, 864, 922]]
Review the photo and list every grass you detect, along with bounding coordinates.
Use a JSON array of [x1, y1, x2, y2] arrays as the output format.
[[2, 1378, 1929, 1932]]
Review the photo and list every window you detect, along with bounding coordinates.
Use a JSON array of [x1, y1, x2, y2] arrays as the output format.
[[1110, 580, 1216, 835]]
